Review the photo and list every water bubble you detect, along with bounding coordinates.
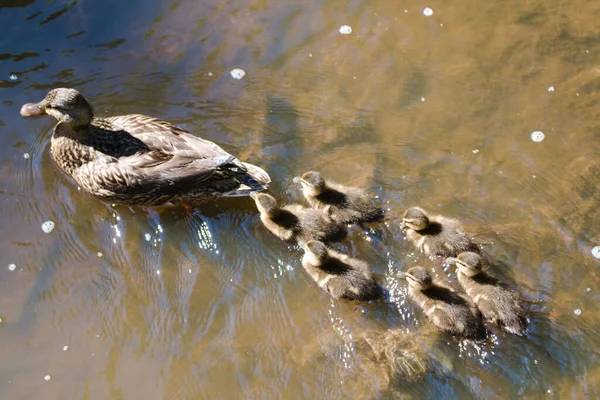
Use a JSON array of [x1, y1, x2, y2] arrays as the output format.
[[207, 72, 213, 76], [44, 375, 51, 381], [423, 7, 434, 16], [41, 220, 55, 233], [229, 68, 246, 80], [472, 149, 479, 154], [591, 246, 600, 259], [156, 270, 161, 275], [97, 252, 103, 257], [0, 316, 3, 324], [339, 25, 352, 34], [420, 97, 425, 102], [8, 264, 16, 271], [23, 153, 30, 159], [144, 233, 151, 242], [587, 288, 592, 293], [547, 85, 555, 92], [574, 308, 582, 316], [188, 268, 192, 274], [9, 74, 18, 81], [531, 131, 545, 142], [63, 345, 69, 351]]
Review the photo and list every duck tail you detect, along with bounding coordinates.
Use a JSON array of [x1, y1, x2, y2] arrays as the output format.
[[222, 162, 271, 197]]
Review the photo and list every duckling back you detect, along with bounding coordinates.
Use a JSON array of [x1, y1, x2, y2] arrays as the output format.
[[301, 246, 384, 301], [289, 205, 348, 244], [457, 271, 527, 336], [408, 284, 486, 340], [406, 215, 478, 258]]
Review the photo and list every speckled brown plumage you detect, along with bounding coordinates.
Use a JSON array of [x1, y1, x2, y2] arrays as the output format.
[[21, 88, 271, 206]]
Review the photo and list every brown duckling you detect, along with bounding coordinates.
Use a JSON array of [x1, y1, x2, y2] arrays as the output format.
[[400, 207, 479, 258], [293, 171, 384, 224], [400, 267, 486, 340], [299, 240, 385, 301], [250, 193, 347, 244], [446, 252, 527, 336]]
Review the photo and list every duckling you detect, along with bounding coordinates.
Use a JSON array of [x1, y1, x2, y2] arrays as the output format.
[[250, 193, 347, 244], [20, 88, 270, 205], [299, 240, 384, 301], [400, 267, 486, 340], [293, 171, 384, 224], [400, 207, 479, 258], [446, 252, 527, 336]]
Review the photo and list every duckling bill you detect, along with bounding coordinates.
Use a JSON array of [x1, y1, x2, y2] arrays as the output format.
[[447, 252, 527, 336], [400, 207, 478, 257], [300, 240, 384, 301], [250, 192, 347, 244], [20, 88, 270, 206], [400, 267, 486, 340], [293, 171, 384, 224]]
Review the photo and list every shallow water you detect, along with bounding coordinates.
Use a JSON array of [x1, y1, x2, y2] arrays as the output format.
[[1, 0, 600, 398]]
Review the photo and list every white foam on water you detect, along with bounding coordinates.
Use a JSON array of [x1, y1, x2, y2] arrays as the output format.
[[591, 246, 600, 259], [574, 308, 582, 316], [339, 25, 352, 34], [41, 221, 55, 233], [9, 74, 18, 81], [423, 7, 434, 16], [547, 85, 555, 92], [8, 264, 16, 271], [230, 68, 246, 79], [531, 131, 545, 142], [44, 375, 51, 381]]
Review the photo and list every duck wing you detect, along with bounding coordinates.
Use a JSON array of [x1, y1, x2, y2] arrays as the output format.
[[103, 114, 233, 159]]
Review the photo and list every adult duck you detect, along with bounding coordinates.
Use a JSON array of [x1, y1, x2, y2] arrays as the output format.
[[20, 88, 270, 206]]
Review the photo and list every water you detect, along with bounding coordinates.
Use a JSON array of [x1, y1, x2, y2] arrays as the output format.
[[1, 0, 599, 398]]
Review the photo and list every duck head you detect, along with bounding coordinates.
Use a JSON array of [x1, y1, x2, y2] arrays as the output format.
[[250, 192, 280, 217], [452, 252, 483, 277], [20, 88, 93, 129], [299, 240, 328, 266], [400, 267, 432, 290], [293, 171, 325, 196], [400, 207, 429, 231]]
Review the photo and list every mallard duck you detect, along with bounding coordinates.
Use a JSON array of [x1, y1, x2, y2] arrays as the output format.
[[20, 88, 270, 205], [293, 171, 384, 224], [400, 207, 478, 257], [299, 240, 384, 301], [400, 266, 486, 340], [250, 193, 347, 244], [446, 252, 528, 336]]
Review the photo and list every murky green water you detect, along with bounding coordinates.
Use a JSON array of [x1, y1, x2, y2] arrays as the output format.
[[1, 0, 600, 398]]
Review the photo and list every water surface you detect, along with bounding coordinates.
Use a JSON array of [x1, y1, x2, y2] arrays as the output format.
[[1, 0, 600, 398]]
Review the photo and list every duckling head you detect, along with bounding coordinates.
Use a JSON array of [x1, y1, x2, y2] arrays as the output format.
[[455, 252, 483, 277], [20, 88, 93, 129], [400, 207, 429, 231], [404, 267, 432, 290], [299, 240, 328, 266], [294, 171, 326, 196], [250, 192, 280, 217]]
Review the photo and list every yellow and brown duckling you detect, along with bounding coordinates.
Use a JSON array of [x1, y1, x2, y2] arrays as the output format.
[[446, 252, 528, 336], [250, 193, 347, 244], [293, 171, 384, 224], [400, 267, 486, 340], [400, 207, 479, 258], [299, 240, 385, 301], [20, 88, 270, 206]]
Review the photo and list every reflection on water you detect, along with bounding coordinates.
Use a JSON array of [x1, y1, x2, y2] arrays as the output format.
[[1, 0, 600, 398]]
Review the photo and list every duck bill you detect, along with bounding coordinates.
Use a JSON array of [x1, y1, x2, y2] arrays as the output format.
[[249, 191, 259, 200], [397, 272, 408, 280], [399, 221, 407, 229], [297, 240, 307, 249], [292, 176, 301, 184], [20, 101, 47, 118]]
